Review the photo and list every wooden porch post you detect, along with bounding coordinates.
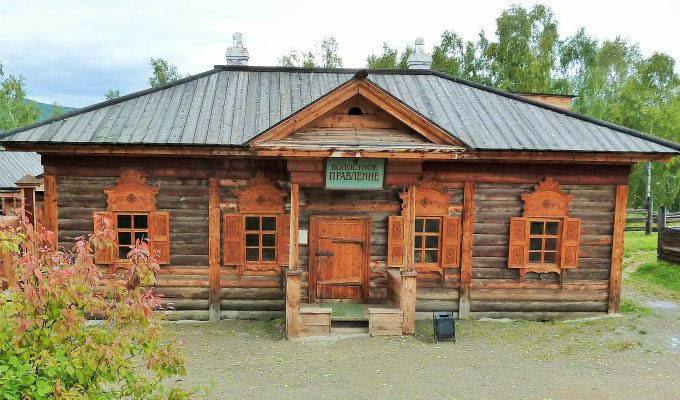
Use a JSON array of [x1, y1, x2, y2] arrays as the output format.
[[44, 173, 58, 245], [208, 178, 221, 321], [405, 184, 416, 271], [608, 184, 628, 313], [459, 182, 475, 318], [286, 183, 301, 338]]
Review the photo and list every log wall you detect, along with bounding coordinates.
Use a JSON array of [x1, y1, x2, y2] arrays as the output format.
[[469, 183, 614, 315]]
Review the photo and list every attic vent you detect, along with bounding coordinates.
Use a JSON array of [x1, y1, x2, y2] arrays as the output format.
[[348, 107, 363, 115]]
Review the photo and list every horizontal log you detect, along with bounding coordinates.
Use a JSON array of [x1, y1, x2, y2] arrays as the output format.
[[301, 203, 401, 213], [433, 171, 628, 185], [471, 300, 607, 312], [156, 310, 209, 321], [416, 300, 459, 312], [469, 311, 606, 321], [220, 279, 282, 288], [416, 289, 460, 301], [161, 299, 209, 310], [220, 310, 284, 320], [470, 289, 608, 302], [219, 287, 284, 299], [220, 299, 285, 311], [470, 279, 609, 290], [154, 287, 209, 299]]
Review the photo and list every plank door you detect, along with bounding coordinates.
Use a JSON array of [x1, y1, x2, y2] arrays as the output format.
[[311, 217, 369, 301]]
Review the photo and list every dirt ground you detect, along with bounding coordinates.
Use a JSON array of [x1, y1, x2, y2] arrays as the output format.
[[169, 301, 679, 400]]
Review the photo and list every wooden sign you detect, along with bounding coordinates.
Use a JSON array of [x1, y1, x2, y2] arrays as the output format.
[[325, 158, 385, 190]]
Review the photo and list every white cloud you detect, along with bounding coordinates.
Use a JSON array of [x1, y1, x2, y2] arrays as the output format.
[[1, 0, 678, 107]]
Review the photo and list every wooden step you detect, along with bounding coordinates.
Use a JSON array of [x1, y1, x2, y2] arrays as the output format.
[[330, 320, 369, 334], [299, 307, 332, 337], [368, 307, 403, 336]]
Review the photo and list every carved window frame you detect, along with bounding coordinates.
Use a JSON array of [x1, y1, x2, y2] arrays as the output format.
[[223, 173, 289, 274], [95, 169, 170, 267], [508, 177, 581, 280]]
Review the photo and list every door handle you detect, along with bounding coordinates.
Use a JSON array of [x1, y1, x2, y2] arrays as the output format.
[[316, 252, 334, 257]]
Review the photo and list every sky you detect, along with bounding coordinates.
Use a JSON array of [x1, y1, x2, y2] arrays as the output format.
[[1, 0, 679, 107]]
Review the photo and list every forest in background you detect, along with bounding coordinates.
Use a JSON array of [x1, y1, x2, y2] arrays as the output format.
[[1, 3, 678, 209]]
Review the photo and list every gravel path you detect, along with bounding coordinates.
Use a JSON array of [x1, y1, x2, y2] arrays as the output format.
[[169, 307, 680, 400]]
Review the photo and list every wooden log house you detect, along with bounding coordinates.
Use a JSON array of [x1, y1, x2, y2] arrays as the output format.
[[1, 39, 679, 336]]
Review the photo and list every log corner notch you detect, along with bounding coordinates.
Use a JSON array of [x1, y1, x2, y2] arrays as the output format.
[[608, 184, 629, 313], [208, 177, 221, 321]]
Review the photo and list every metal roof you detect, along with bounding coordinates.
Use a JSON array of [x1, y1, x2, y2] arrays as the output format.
[[0, 151, 42, 189], [1, 66, 678, 154]]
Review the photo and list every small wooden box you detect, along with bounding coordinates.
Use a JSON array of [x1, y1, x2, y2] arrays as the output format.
[[368, 308, 403, 336]]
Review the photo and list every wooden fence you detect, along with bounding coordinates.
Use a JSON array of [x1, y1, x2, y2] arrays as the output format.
[[658, 206, 680, 264], [626, 208, 680, 232]]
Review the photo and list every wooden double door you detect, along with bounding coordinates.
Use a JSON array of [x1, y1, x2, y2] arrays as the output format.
[[309, 217, 370, 302]]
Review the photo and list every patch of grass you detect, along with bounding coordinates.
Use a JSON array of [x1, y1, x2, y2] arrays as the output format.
[[619, 298, 652, 316], [319, 303, 365, 319], [414, 320, 436, 343], [606, 340, 641, 352], [623, 231, 658, 259], [630, 260, 680, 293]]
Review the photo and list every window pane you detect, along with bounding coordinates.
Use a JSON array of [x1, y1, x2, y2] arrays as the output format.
[[414, 251, 422, 263], [262, 248, 276, 261], [529, 252, 541, 263], [530, 221, 544, 235], [544, 252, 556, 263], [246, 248, 259, 261], [117, 214, 132, 229], [529, 238, 542, 251], [414, 235, 422, 249], [118, 246, 129, 259], [134, 231, 147, 244], [425, 219, 440, 233], [545, 238, 558, 251], [118, 231, 132, 245], [546, 222, 560, 235], [245, 217, 260, 231], [425, 236, 439, 249], [134, 214, 148, 229], [415, 219, 424, 232], [425, 250, 438, 263], [262, 234, 275, 247], [262, 217, 276, 231], [245, 233, 259, 246]]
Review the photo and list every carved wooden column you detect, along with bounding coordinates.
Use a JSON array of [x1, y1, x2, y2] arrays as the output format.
[[405, 184, 416, 272], [208, 178, 221, 321], [608, 184, 628, 313], [289, 183, 299, 271], [285, 269, 301, 338], [459, 182, 475, 318], [400, 270, 417, 334]]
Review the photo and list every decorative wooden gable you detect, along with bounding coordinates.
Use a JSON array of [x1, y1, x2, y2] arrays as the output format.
[[234, 173, 286, 214], [103, 170, 159, 212], [520, 177, 574, 218], [249, 77, 464, 148], [508, 177, 581, 280]]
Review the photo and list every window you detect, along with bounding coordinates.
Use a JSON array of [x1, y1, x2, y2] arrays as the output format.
[[414, 217, 441, 265], [528, 219, 560, 266], [244, 215, 277, 262], [116, 213, 149, 260]]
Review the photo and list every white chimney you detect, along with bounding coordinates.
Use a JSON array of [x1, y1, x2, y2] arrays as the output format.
[[225, 32, 249, 66], [406, 38, 431, 69]]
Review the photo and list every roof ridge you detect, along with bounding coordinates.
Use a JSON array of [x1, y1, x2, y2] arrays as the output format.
[[0, 68, 222, 140]]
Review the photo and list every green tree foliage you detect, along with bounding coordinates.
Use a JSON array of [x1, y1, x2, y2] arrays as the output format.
[[49, 102, 64, 118], [0, 217, 192, 399], [149, 58, 183, 88], [366, 43, 412, 69], [104, 89, 120, 100], [277, 36, 342, 68], [366, 4, 680, 209], [0, 62, 41, 132]]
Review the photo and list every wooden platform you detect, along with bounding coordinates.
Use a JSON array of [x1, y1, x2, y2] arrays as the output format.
[[295, 303, 404, 337], [368, 307, 404, 336]]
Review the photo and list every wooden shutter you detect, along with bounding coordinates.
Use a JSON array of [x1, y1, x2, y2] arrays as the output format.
[[387, 216, 406, 267], [93, 211, 115, 265], [223, 214, 243, 265], [441, 216, 462, 268], [560, 218, 581, 269], [508, 217, 528, 268], [278, 214, 290, 266], [150, 211, 171, 265]]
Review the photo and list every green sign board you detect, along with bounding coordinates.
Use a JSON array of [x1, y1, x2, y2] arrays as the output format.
[[325, 158, 385, 190]]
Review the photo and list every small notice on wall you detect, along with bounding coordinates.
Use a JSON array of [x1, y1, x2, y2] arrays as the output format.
[[325, 158, 385, 190]]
